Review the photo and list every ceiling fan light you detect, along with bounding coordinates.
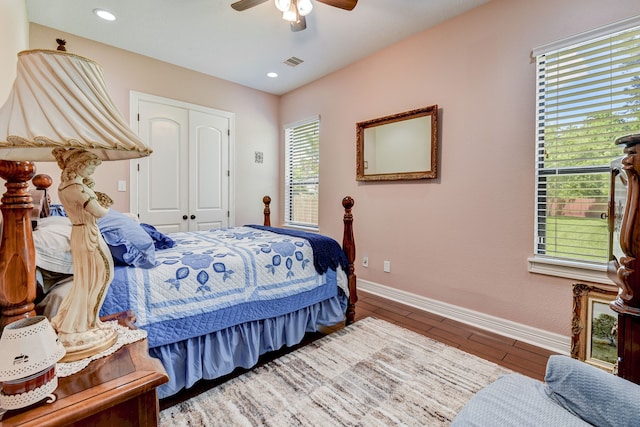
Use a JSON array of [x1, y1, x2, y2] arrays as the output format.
[[297, 0, 313, 16], [282, 10, 297, 22], [274, 0, 291, 12], [282, 1, 298, 22]]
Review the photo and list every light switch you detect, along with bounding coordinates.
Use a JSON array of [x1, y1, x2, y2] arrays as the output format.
[[255, 151, 264, 164], [383, 260, 391, 273], [117, 180, 127, 192]]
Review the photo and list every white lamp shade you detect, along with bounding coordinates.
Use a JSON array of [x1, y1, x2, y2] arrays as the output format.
[[0, 49, 152, 162], [0, 316, 65, 382]]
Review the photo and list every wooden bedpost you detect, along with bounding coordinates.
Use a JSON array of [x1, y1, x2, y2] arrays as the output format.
[[32, 174, 53, 219], [342, 196, 357, 324], [0, 172, 53, 329], [263, 196, 271, 226], [0, 161, 38, 329]]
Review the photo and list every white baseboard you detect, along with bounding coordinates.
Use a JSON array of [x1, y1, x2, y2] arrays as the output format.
[[358, 279, 570, 355]]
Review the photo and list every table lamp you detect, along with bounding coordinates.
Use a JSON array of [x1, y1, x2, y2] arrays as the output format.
[[0, 315, 65, 409], [0, 43, 152, 361]]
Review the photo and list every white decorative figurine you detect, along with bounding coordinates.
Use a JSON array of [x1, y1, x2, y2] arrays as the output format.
[[50, 148, 117, 361]]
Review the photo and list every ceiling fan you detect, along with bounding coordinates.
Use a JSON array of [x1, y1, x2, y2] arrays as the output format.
[[231, 0, 358, 32]]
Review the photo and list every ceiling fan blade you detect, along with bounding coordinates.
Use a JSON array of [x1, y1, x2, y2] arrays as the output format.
[[230, 0, 269, 12], [316, 0, 358, 11], [290, 15, 307, 32]]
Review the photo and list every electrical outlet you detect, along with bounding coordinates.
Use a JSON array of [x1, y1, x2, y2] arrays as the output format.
[[383, 260, 391, 273], [362, 256, 368, 267], [117, 180, 127, 192]]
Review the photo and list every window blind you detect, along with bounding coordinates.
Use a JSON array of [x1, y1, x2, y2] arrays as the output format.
[[284, 116, 320, 228], [535, 23, 640, 264]]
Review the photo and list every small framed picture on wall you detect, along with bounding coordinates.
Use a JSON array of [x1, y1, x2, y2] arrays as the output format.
[[571, 283, 619, 372]]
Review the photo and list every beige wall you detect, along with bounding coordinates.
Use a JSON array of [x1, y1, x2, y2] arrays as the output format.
[[280, 0, 640, 338], [0, 0, 28, 217], [0, 0, 28, 108], [28, 23, 280, 226]]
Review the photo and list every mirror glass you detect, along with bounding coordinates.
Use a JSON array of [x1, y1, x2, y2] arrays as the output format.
[[356, 105, 438, 181]]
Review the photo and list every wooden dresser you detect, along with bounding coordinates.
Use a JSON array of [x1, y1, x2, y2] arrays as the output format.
[[0, 312, 168, 427]]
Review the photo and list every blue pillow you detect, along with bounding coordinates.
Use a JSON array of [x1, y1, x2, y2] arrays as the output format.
[[139, 223, 176, 250], [48, 204, 68, 217], [544, 355, 640, 427], [98, 209, 156, 268]]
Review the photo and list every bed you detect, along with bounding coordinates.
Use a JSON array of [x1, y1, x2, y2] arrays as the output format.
[[26, 175, 357, 399]]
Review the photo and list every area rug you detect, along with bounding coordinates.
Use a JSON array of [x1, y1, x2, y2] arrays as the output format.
[[159, 317, 512, 426]]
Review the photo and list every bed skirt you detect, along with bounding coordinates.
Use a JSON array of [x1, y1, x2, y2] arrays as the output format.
[[152, 291, 347, 399]]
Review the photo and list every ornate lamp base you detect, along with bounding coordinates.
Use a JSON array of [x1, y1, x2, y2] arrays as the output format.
[[58, 323, 118, 362]]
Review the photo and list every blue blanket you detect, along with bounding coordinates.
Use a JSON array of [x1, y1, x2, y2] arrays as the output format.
[[246, 225, 349, 275], [100, 226, 345, 348]]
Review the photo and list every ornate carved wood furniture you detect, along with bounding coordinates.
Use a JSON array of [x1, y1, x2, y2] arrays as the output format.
[[608, 133, 640, 384], [341, 196, 357, 324]]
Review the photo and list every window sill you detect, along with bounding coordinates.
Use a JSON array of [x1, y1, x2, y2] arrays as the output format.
[[282, 223, 319, 233], [528, 255, 615, 285]]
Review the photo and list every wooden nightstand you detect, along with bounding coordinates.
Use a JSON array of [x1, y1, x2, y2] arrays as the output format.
[[0, 311, 168, 427]]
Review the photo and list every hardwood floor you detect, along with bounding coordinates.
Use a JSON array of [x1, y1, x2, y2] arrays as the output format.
[[347, 291, 558, 381]]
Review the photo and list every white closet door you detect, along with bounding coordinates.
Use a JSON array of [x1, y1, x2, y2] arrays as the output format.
[[137, 100, 189, 233], [133, 94, 231, 234], [189, 110, 230, 231]]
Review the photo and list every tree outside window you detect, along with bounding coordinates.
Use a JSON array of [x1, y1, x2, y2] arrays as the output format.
[[284, 117, 319, 229], [535, 24, 640, 265]]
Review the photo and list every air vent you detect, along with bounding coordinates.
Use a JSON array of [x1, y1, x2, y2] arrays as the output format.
[[283, 56, 304, 67]]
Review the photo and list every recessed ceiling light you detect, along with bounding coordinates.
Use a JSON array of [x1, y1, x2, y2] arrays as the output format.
[[93, 9, 116, 21], [267, 72, 278, 78]]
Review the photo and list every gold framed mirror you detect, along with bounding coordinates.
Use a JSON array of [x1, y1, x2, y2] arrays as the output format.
[[356, 105, 438, 181]]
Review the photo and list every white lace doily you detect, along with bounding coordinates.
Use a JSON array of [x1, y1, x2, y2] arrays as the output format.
[[57, 321, 147, 377]]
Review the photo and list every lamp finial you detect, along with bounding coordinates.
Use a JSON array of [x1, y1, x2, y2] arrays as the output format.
[[56, 38, 66, 51]]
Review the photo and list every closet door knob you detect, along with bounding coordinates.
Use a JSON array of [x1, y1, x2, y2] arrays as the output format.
[[182, 215, 188, 220], [190, 215, 196, 220]]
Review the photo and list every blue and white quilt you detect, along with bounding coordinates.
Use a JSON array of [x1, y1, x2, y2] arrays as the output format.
[[100, 226, 347, 348]]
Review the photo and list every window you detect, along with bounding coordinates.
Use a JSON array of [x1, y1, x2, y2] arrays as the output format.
[[532, 18, 640, 278], [284, 116, 320, 229]]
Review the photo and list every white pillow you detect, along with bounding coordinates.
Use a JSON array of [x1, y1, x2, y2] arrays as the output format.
[[33, 216, 74, 274]]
